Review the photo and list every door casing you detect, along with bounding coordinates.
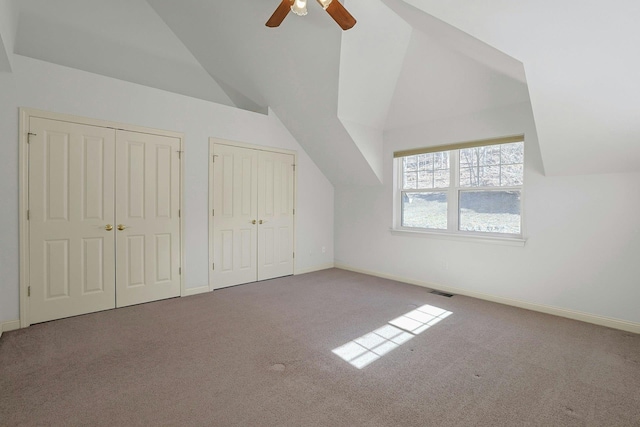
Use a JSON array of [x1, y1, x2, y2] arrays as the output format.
[[19, 108, 185, 328]]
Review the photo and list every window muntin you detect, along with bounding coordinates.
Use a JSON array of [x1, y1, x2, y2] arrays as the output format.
[[402, 152, 450, 190], [400, 151, 450, 230], [459, 142, 523, 188], [397, 141, 524, 237]]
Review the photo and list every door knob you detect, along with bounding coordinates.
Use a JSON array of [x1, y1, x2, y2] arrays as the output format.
[[117, 224, 127, 231], [105, 224, 114, 231], [259, 220, 265, 224], [252, 220, 257, 225]]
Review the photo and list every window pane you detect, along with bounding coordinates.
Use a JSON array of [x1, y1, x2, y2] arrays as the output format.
[[404, 156, 418, 172], [402, 192, 447, 230], [459, 191, 521, 234], [421, 153, 434, 169], [501, 142, 524, 164], [460, 167, 474, 187], [459, 141, 524, 188], [434, 152, 449, 170], [483, 145, 501, 166], [501, 164, 523, 186], [459, 148, 478, 169], [434, 169, 449, 188], [417, 171, 433, 189], [402, 151, 449, 190], [461, 166, 501, 187], [403, 172, 417, 189], [479, 166, 501, 186], [461, 146, 501, 167]]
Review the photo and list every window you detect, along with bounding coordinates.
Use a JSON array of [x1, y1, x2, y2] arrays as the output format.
[[395, 136, 524, 238]]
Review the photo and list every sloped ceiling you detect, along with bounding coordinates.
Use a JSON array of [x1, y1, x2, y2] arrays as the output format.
[[402, 0, 640, 176], [386, 30, 529, 130], [0, 0, 18, 72], [145, 0, 387, 186], [13, 0, 237, 109], [7, 0, 634, 185]]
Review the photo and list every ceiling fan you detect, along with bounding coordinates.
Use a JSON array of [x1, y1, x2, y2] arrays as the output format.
[[266, 0, 357, 31]]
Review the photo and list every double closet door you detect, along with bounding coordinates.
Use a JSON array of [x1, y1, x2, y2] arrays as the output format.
[[28, 117, 182, 324], [212, 144, 295, 289]]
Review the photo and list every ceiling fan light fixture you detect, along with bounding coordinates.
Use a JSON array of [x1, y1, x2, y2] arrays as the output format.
[[291, 0, 308, 16], [266, 0, 355, 30], [317, 0, 333, 10]]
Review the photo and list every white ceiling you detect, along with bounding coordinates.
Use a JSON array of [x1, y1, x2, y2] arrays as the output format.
[[0, 0, 18, 72], [386, 30, 530, 130], [3, 0, 636, 184], [13, 0, 236, 108], [146, 0, 388, 185], [402, 0, 640, 176]]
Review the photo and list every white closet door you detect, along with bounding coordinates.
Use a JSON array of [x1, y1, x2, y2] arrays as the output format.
[[257, 151, 295, 281], [212, 144, 258, 289], [29, 118, 116, 323], [115, 130, 181, 307]]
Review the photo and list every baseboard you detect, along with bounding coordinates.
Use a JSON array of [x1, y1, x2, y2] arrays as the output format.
[[0, 320, 21, 337], [295, 263, 335, 275], [334, 263, 640, 335], [183, 286, 210, 297]]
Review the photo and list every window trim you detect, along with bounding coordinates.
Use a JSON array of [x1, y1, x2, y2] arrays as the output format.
[[389, 228, 527, 247], [393, 139, 526, 244]]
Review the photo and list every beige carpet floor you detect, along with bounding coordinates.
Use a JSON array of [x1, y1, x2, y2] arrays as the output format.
[[1, 268, 639, 426]]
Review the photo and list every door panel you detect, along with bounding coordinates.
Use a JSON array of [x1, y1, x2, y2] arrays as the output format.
[[82, 237, 105, 294], [29, 118, 116, 323], [115, 130, 181, 307], [257, 151, 294, 281], [212, 145, 258, 289]]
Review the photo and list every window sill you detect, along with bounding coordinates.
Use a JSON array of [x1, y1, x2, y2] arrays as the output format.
[[389, 228, 526, 247]]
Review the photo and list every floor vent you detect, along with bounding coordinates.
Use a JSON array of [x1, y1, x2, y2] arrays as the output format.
[[429, 290, 454, 298]]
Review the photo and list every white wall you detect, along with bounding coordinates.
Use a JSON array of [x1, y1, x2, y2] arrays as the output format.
[[0, 55, 334, 323], [335, 102, 640, 324]]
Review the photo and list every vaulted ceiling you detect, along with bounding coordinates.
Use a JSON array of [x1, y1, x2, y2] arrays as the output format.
[[2, 0, 638, 185], [402, 0, 640, 177]]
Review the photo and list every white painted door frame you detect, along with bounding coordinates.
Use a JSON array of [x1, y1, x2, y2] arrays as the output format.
[[208, 138, 297, 291], [19, 108, 186, 328]]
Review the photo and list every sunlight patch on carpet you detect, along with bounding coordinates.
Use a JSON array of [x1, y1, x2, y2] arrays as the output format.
[[332, 304, 452, 369]]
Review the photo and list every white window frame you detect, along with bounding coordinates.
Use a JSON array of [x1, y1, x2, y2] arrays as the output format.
[[392, 140, 526, 246]]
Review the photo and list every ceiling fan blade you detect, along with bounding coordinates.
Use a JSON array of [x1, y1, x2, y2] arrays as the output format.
[[323, 0, 357, 30], [266, 0, 294, 28]]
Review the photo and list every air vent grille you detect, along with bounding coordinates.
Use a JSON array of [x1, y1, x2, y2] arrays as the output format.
[[429, 290, 454, 298]]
